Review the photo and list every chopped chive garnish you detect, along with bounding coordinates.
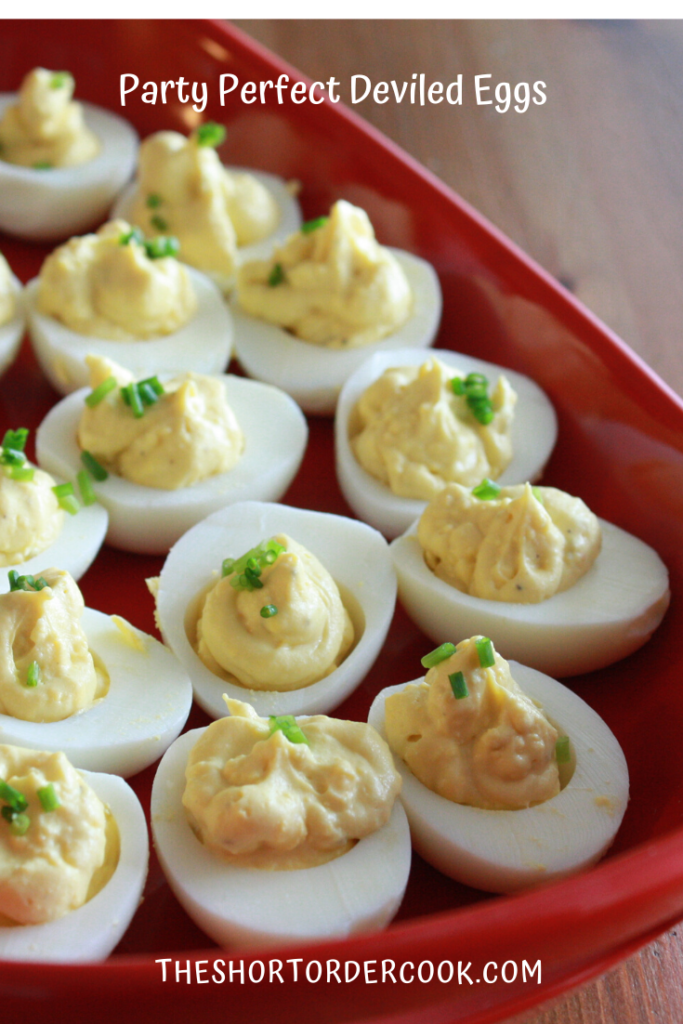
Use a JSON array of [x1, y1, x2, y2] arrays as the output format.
[[150, 214, 168, 232], [555, 736, 571, 764], [1, 448, 25, 466], [475, 637, 495, 668], [449, 671, 469, 699], [195, 121, 226, 148], [301, 216, 328, 234], [144, 235, 180, 260], [244, 567, 264, 589], [37, 784, 60, 812], [7, 570, 19, 591], [472, 478, 501, 501], [85, 375, 117, 407], [451, 372, 495, 425], [268, 262, 285, 287], [146, 193, 163, 209], [33, 161, 52, 170], [119, 226, 145, 247], [421, 642, 456, 669], [77, 470, 96, 506], [221, 558, 235, 577], [221, 539, 285, 590], [121, 383, 144, 418], [268, 715, 309, 745], [2, 429, 28, 452], [8, 572, 49, 593], [50, 71, 72, 89], [9, 813, 30, 836], [140, 375, 164, 397], [80, 450, 108, 482], [138, 382, 160, 406], [26, 661, 40, 687], [260, 604, 278, 618], [52, 482, 80, 515], [532, 486, 544, 505], [7, 465, 34, 481], [0, 780, 28, 813]]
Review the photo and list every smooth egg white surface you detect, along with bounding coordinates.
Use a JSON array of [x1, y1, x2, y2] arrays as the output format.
[[231, 249, 442, 415], [0, 609, 192, 777], [35, 376, 308, 555], [0, 97, 138, 243], [0, 474, 107, 594], [151, 727, 411, 949], [0, 769, 148, 962], [113, 168, 302, 291], [155, 501, 397, 719], [335, 347, 558, 539], [0, 274, 25, 378], [391, 518, 670, 677], [25, 267, 233, 396], [369, 664, 629, 893]]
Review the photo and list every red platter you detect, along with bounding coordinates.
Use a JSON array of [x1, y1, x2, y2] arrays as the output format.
[[1, 19, 683, 1024]]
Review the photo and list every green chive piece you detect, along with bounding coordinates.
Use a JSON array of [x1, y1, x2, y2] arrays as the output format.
[[85, 375, 117, 407], [0, 780, 28, 813], [221, 558, 236, 578], [421, 642, 456, 669], [50, 71, 72, 89], [121, 384, 144, 418], [449, 671, 469, 699], [33, 577, 48, 591], [7, 571, 19, 591], [33, 161, 52, 170], [475, 637, 495, 668], [26, 661, 40, 687], [268, 715, 309, 745], [244, 567, 264, 589], [80, 450, 108, 482], [37, 784, 60, 812], [268, 262, 285, 287], [119, 226, 145, 247], [301, 216, 328, 234], [450, 377, 466, 396], [9, 812, 30, 836], [260, 604, 278, 618], [144, 236, 180, 260], [150, 214, 168, 232], [1, 448, 25, 467], [137, 382, 160, 407], [139, 375, 164, 397], [451, 372, 495, 425], [52, 482, 74, 498], [7, 465, 34, 482], [195, 121, 226, 148], [472, 478, 501, 501], [146, 193, 163, 209], [77, 470, 96, 506], [2, 428, 28, 452], [532, 486, 544, 505], [52, 482, 80, 516], [555, 736, 571, 764]]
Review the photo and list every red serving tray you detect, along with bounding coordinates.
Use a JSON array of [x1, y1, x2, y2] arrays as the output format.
[[1, 19, 683, 1024]]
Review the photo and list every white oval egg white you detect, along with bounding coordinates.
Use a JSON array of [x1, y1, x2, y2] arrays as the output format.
[[113, 167, 302, 293], [0, 274, 25, 378], [25, 267, 233, 396], [335, 347, 558, 539], [231, 249, 442, 415], [35, 375, 308, 555], [151, 727, 411, 949], [0, 472, 108, 594], [155, 501, 397, 719], [390, 518, 670, 678], [0, 96, 138, 243], [368, 662, 629, 894], [0, 610, 192, 777], [0, 768, 148, 962]]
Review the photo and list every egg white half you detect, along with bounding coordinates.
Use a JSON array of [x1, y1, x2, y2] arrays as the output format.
[[0, 609, 192, 777], [391, 518, 670, 677], [0, 274, 25, 378], [0, 472, 108, 594], [368, 664, 629, 893], [151, 727, 411, 949], [0, 97, 138, 243], [35, 376, 308, 555], [0, 768, 148, 962], [231, 249, 442, 415], [335, 347, 559, 539], [25, 267, 233, 396], [155, 501, 397, 718]]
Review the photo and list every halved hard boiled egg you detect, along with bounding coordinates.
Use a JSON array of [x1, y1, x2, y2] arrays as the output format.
[[153, 501, 397, 719], [0, 764, 148, 962], [336, 348, 558, 539], [151, 724, 411, 948], [35, 375, 308, 554], [0, 270, 25, 379], [368, 661, 629, 893]]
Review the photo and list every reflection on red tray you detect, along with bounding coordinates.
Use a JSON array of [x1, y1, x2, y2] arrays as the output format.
[[1, 18, 683, 1024]]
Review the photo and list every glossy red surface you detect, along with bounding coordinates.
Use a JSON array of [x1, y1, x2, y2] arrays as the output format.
[[1, 18, 683, 1024]]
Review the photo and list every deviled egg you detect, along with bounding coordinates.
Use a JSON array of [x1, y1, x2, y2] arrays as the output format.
[[0, 744, 148, 962], [0, 251, 25, 379], [152, 501, 396, 718], [26, 219, 233, 395], [36, 356, 307, 554], [368, 638, 629, 893], [336, 348, 558, 538], [0, 568, 192, 777], [232, 200, 442, 414], [112, 122, 301, 291], [0, 68, 137, 242], [151, 699, 410, 948], [391, 481, 670, 676]]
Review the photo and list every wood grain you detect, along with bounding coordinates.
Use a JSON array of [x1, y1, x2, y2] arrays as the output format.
[[232, 19, 683, 1024]]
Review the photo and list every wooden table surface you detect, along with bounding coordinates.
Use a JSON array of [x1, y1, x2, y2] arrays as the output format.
[[233, 19, 683, 1024]]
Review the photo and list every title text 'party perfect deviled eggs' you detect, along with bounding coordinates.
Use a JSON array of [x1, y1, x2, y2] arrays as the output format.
[[151, 501, 396, 718], [0, 68, 138, 242], [368, 637, 629, 893]]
